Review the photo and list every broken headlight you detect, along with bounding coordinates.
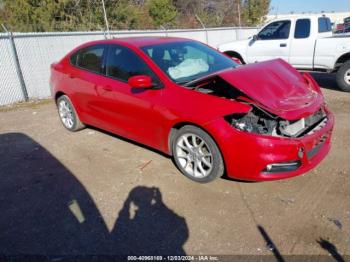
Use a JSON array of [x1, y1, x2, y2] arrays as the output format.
[[225, 108, 278, 136], [226, 107, 327, 138]]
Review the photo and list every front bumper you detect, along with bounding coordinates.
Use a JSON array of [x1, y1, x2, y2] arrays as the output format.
[[204, 111, 334, 181]]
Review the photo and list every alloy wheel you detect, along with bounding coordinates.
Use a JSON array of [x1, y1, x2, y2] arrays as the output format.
[[58, 100, 74, 129], [175, 133, 213, 178]]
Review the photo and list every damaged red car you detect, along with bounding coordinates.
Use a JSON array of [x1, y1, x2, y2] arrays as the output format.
[[50, 37, 334, 183]]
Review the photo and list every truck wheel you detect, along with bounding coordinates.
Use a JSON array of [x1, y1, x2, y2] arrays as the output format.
[[336, 61, 350, 92]]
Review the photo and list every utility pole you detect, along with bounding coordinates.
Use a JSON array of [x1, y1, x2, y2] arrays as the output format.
[[237, 2, 241, 27], [101, 0, 110, 37]]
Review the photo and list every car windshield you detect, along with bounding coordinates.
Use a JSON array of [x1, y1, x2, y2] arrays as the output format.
[[141, 41, 238, 84]]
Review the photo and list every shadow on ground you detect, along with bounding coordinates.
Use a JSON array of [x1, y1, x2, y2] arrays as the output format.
[[317, 238, 345, 262], [311, 72, 340, 91], [0, 133, 188, 255], [256, 225, 347, 262], [257, 225, 285, 262]]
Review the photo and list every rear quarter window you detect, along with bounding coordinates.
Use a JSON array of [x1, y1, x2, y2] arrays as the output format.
[[71, 44, 106, 74], [318, 17, 332, 33], [70, 52, 78, 65]]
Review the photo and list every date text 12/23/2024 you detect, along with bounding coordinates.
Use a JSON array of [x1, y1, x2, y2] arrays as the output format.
[[127, 256, 219, 261]]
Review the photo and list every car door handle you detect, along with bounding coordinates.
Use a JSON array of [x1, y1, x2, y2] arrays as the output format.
[[280, 43, 287, 47], [68, 73, 75, 79], [102, 85, 113, 91]]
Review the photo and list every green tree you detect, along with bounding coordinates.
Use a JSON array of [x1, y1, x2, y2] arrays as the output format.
[[2, 0, 73, 31], [147, 0, 177, 27], [242, 0, 270, 26], [0, 0, 269, 32], [174, 0, 242, 28], [107, 0, 153, 30]]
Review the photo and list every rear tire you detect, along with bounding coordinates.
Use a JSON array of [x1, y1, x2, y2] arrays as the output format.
[[56, 95, 85, 132], [336, 61, 350, 92], [172, 125, 224, 183]]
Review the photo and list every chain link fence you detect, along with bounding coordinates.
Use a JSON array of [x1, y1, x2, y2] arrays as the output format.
[[0, 27, 257, 106], [0, 35, 25, 105]]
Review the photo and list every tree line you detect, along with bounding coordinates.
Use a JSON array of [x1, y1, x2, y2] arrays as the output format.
[[0, 0, 270, 32]]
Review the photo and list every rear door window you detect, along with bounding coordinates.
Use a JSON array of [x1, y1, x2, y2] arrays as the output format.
[[294, 19, 311, 38], [73, 45, 106, 74]]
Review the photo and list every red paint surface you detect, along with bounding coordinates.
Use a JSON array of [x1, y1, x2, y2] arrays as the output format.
[[50, 37, 334, 181]]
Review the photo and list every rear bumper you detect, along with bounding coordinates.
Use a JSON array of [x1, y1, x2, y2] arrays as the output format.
[[204, 111, 334, 182]]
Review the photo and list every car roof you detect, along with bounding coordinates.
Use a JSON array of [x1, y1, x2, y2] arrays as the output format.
[[87, 36, 190, 48], [267, 14, 329, 23]]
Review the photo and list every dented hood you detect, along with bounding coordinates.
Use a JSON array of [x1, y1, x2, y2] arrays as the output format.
[[218, 59, 323, 120]]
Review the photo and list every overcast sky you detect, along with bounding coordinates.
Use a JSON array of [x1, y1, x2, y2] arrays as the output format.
[[269, 0, 350, 14]]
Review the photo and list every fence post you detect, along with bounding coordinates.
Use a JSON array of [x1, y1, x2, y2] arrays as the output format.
[[160, 25, 168, 37], [99, 26, 107, 39], [235, 28, 239, 41], [1, 25, 29, 101], [195, 14, 209, 44]]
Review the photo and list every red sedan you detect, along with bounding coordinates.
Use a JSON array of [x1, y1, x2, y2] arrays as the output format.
[[50, 37, 334, 183]]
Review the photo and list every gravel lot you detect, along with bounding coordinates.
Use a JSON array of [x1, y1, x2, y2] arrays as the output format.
[[0, 73, 349, 257]]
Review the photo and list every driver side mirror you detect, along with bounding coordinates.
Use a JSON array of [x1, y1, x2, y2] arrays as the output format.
[[128, 75, 153, 89], [252, 34, 258, 41]]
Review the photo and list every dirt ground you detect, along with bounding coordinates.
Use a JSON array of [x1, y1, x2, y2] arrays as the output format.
[[0, 73, 349, 258]]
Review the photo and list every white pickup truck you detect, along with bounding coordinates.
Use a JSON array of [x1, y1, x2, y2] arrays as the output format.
[[218, 15, 350, 92]]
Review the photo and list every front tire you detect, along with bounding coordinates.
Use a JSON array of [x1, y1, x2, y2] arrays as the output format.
[[336, 61, 350, 92], [57, 95, 85, 132], [172, 125, 224, 183]]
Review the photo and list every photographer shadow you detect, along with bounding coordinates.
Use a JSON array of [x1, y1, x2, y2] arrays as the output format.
[[0, 133, 188, 255], [110, 186, 188, 255]]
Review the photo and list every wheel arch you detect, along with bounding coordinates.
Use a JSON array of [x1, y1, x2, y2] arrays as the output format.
[[54, 91, 66, 104], [54, 92, 85, 123], [223, 51, 245, 64], [335, 52, 350, 71]]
